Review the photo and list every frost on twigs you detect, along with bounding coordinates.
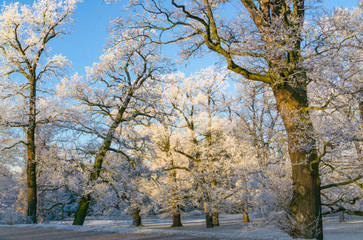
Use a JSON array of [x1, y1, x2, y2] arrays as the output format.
[[58, 25, 173, 224], [0, 0, 78, 125], [305, 2, 363, 218], [0, 0, 80, 224], [144, 66, 262, 226]]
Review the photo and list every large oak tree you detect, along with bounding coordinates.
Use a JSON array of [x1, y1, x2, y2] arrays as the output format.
[[116, 0, 329, 238]]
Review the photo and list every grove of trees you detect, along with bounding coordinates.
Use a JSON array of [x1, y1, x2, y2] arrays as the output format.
[[0, 1, 361, 240]]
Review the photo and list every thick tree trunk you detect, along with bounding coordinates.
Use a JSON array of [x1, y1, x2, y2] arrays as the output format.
[[132, 207, 142, 226], [72, 149, 107, 225], [171, 204, 183, 227], [212, 211, 219, 226], [26, 158, 37, 224], [171, 212, 183, 227], [204, 202, 214, 228], [205, 213, 213, 228], [273, 85, 323, 240], [27, 78, 37, 224], [73, 195, 91, 225], [290, 155, 322, 239], [72, 148, 115, 225], [210, 179, 219, 226]]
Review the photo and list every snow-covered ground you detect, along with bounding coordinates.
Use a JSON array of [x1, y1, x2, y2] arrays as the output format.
[[1, 214, 362, 240]]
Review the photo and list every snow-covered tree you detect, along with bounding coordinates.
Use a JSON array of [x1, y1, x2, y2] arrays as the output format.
[[306, 3, 363, 219], [0, 0, 78, 223], [57, 32, 171, 225], [111, 0, 363, 237], [35, 124, 82, 222], [229, 80, 291, 226], [147, 118, 193, 227], [148, 67, 255, 228], [0, 163, 20, 223], [98, 127, 155, 226]]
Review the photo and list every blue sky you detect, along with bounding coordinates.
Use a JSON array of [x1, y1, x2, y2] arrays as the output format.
[[48, 0, 359, 77]]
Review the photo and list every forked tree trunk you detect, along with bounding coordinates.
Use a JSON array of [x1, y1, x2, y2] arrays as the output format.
[[204, 202, 214, 228], [132, 207, 142, 226], [273, 85, 323, 240], [212, 211, 219, 226], [27, 77, 37, 224]]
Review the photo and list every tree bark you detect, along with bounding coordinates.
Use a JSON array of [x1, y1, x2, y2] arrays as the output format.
[[339, 212, 345, 223], [205, 213, 213, 228], [241, 175, 249, 223], [72, 91, 133, 225], [212, 211, 219, 226], [273, 85, 323, 240], [26, 76, 37, 224], [210, 180, 219, 227], [242, 205, 250, 223], [171, 204, 183, 227], [171, 212, 183, 227], [72, 148, 116, 225], [132, 207, 142, 226], [204, 202, 214, 228], [355, 98, 363, 162], [26, 159, 37, 224], [73, 195, 91, 225]]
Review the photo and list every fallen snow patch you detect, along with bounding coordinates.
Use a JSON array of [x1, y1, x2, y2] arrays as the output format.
[[1, 214, 362, 240]]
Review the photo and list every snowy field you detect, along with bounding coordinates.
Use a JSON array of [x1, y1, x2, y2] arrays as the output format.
[[0, 214, 362, 240]]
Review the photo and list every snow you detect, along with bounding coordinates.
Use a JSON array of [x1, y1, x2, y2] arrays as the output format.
[[1, 214, 362, 240]]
